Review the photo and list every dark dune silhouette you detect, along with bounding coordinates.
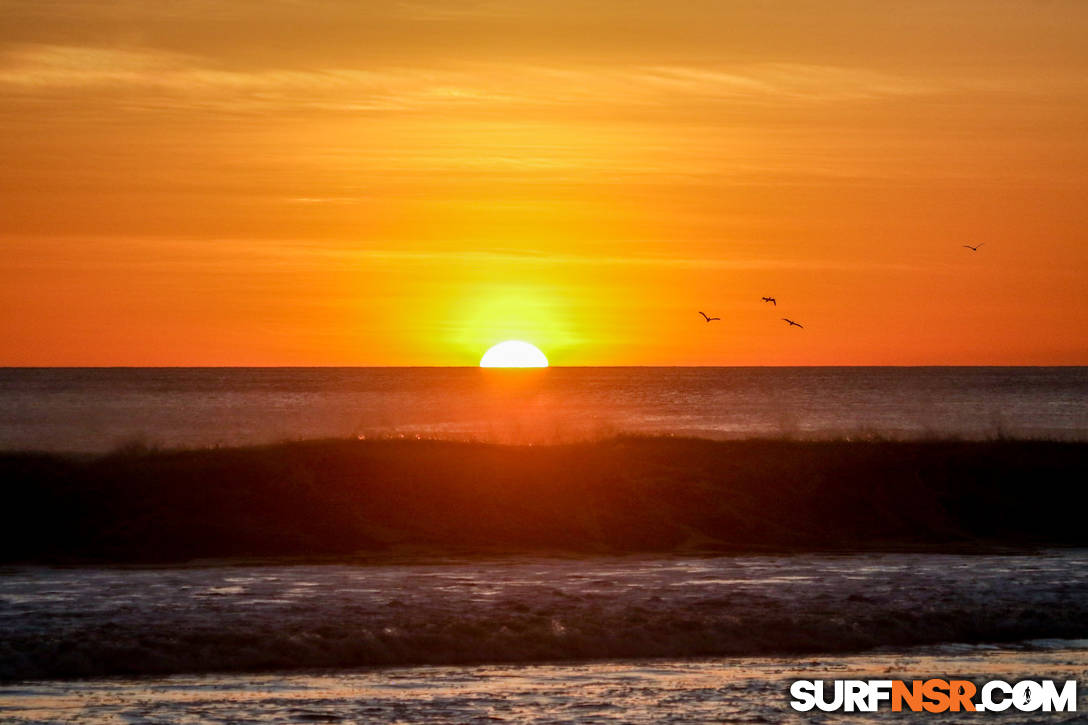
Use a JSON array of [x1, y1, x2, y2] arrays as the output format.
[[2, 437, 1085, 563]]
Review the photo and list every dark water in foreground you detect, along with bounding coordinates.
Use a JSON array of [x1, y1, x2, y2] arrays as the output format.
[[1, 553, 1087, 721], [2, 553, 1086, 680], [2, 367, 1087, 451]]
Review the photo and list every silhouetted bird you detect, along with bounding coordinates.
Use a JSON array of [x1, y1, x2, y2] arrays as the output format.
[[698, 311, 720, 322], [782, 318, 804, 329], [762, 296, 776, 306], [963, 243, 984, 251]]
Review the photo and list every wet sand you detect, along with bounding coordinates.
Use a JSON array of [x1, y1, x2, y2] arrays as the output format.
[[3, 646, 1086, 724]]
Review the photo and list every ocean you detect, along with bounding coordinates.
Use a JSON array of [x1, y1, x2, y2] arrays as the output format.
[[2, 554, 1088, 722], [1, 367, 1086, 722], [1, 366, 1086, 451]]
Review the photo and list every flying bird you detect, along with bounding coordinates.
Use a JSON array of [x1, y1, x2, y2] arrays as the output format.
[[761, 296, 776, 306], [698, 311, 720, 322], [962, 243, 985, 251], [782, 318, 804, 329]]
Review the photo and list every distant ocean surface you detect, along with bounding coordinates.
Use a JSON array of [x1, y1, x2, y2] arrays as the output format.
[[1, 366, 1087, 451]]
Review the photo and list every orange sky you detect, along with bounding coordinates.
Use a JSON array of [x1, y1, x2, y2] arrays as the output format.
[[1, 0, 1086, 365]]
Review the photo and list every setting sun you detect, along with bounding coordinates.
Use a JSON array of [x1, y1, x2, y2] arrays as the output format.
[[479, 341, 549, 368]]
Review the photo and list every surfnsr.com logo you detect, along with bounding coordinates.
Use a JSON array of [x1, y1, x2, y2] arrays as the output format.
[[789, 679, 1077, 713]]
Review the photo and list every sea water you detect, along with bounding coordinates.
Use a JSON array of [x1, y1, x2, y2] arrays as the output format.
[[1, 553, 1087, 721], [2, 368, 1087, 721], [1, 366, 1086, 451]]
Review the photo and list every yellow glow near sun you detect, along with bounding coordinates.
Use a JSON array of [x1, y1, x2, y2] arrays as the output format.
[[445, 284, 581, 365], [480, 341, 549, 367]]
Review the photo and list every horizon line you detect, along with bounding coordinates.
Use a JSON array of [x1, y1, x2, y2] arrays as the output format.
[[2, 364, 1086, 370]]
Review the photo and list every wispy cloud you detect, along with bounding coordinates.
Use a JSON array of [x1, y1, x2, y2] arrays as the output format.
[[255, 242, 936, 274], [393, 1, 531, 21], [0, 43, 951, 116]]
